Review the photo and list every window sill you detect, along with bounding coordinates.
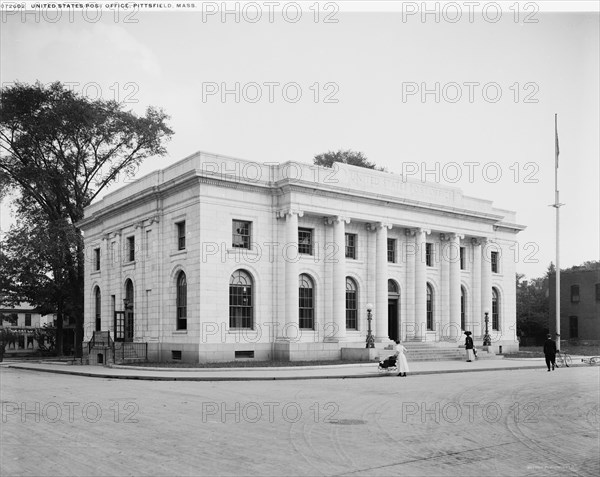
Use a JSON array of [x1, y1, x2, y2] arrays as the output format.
[[170, 250, 187, 258], [172, 330, 188, 335]]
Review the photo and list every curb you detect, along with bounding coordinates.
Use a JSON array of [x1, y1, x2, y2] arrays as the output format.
[[4, 363, 588, 381]]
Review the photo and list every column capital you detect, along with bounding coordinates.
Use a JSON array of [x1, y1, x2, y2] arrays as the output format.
[[366, 222, 392, 232], [405, 227, 430, 237], [149, 215, 160, 225], [324, 216, 350, 226], [277, 209, 304, 219], [134, 221, 144, 230], [470, 236, 488, 246], [447, 233, 464, 241]]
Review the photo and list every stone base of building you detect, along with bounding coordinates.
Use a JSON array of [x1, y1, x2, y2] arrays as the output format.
[[340, 347, 381, 361], [479, 340, 519, 354], [273, 340, 343, 361]]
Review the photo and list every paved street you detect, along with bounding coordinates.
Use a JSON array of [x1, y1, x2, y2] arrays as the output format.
[[1, 366, 598, 476]]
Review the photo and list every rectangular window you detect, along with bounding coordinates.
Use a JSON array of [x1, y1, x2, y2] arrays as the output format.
[[25, 314, 31, 327], [387, 238, 396, 263], [491, 251, 498, 273], [176, 221, 186, 250], [345, 233, 357, 259], [571, 285, 580, 303], [146, 230, 152, 258], [298, 228, 313, 255], [346, 291, 357, 330], [232, 220, 251, 249], [127, 236, 135, 262], [94, 248, 101, 271], [426, 243, 433, 267], [299, 287, 314, 330], [460, 247, 466, 270]]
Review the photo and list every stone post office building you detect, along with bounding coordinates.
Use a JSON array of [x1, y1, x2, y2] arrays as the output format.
[[80, 151, 525, 362]]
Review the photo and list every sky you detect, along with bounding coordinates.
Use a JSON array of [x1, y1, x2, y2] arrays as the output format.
[[1, 1, 599, 280]]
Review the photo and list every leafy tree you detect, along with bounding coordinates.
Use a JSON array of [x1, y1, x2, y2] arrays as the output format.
[[31, 323, 56, 354], [313, 149, 384, 170], [0, 81, 174, 356], [516, 267, 552, 345], [0, 327, 17, 362]]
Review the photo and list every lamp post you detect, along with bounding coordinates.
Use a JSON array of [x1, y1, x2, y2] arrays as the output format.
[[483, 311, 491, 346], [366, 303, 374, 349]]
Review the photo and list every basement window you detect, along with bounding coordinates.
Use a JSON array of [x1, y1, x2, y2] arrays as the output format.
[[235, 350, 254, 359]]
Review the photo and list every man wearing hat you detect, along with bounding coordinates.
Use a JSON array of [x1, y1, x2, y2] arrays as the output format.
[[464, 331, 475, 362], [543, 334, 557, 372]]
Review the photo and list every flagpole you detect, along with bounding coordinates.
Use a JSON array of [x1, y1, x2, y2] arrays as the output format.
[[553, 113, 564, 349]]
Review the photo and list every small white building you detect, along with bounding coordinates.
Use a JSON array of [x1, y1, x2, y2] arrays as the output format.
[[79, 151, 525, 362], [0, 304, 54, 354]]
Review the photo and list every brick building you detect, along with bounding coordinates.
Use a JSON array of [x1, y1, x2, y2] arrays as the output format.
[[549, 264, 600, 345]]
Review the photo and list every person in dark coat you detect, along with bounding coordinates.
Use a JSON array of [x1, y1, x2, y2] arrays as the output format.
[[464, 331, 475, 362], [543, 334, 557, 371]]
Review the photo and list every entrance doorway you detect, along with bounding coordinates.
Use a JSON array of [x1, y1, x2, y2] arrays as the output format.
[[388, 280, 400, 342]]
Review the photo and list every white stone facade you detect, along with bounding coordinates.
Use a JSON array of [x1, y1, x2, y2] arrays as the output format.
[[80, 151, 525, 362]]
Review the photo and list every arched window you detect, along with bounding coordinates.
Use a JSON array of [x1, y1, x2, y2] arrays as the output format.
[[492, 287, 499, 330], [426, 283, 434, 331], [176, 271, 187, 330], [230, 270, 253, 329], [94, 287, 101, 332], [461, 286, 466, 330], [125, 279, 134, 307], [388, 280, 399, 295], [123, 279, 135, 342], [299, 274, 314, 330], [346, 277, 358, 330]]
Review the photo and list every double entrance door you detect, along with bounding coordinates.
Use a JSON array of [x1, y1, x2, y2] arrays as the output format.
[[114, 310, 134, 342]]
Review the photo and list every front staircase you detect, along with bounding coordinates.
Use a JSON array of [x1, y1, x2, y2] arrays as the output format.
[[389, 341, 501, 362]]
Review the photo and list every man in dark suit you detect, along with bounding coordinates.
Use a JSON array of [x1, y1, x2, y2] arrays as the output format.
[[543, 334, 557, 372]]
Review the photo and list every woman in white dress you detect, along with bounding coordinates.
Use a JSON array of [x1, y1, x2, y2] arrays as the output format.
[[394, 340, 409, 377]]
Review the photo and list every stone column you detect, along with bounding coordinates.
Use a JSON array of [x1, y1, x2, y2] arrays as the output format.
[[280, 209, 303, 338], [439, 233, 450, 340], [372, 223, 391, 340], [471, 238, 482, 337], [481, 237, 493, 336], [449, 233, 463, 341], [326, 216, 349, 341], [414, 228, 428, 340], [100, 234, 110, 336], [404, 229, 416, 340]]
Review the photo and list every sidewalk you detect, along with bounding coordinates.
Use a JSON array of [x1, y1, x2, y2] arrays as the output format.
[[1, 356, 590, 381]]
